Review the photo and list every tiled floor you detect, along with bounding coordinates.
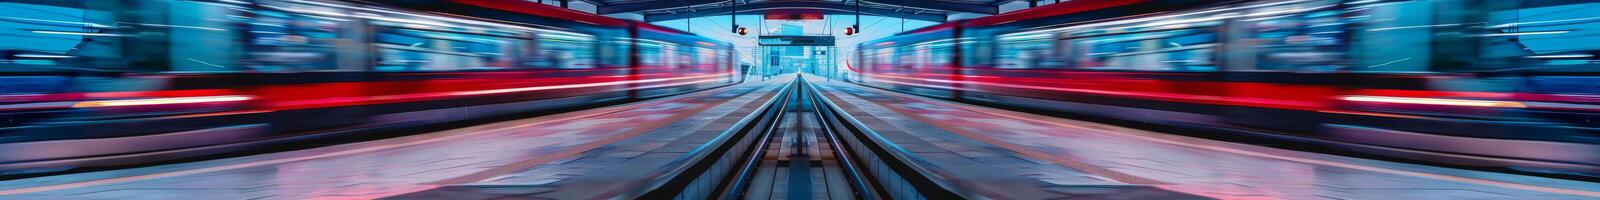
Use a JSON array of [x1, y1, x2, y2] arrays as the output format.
[[807, 77, 1600, 200]]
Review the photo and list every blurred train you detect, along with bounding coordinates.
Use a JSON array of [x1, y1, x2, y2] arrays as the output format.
[[856, 0, 1599, 174], [0, 0, 738, 172]]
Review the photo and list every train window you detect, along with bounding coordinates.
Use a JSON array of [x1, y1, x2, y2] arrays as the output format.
[[672, 45, 693, 69], [372, 23, 527, 71], [895, 45, 915, 69], [1466, 0, 1600, 72], [962, 39, 994, 68], [664, 44, 679, 68], [1, 0, 262, 72], [1336, 0, 1600, 72], [637, 40, 666, 67], [244, 1, 361, 72], [696, 47, 718, 72], [1, 1, 137, 71], [861, 45, 895, 73], [1229, 0, 1352, 72], [915, 40, 956, 69], [719, 50, 732, 73], [882, 46, 899, 69], [161, 1, 251, 72], [530, 31, 596, 69], [1343, 0, 1434, 72], [1064, 26, 1221, 72], [996, 32, 1062, 69], [598, 37, 630, 68]]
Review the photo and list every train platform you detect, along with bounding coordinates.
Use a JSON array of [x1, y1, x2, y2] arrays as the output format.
[[0, 77, 793, 200], [804, 75, 1600, 199], [0, 75, 1595, 200], [799, 77, 1198, 199], [8, 0, 1600, 199], [382, 76, 799, 199], [382, 75, 1206, 199]]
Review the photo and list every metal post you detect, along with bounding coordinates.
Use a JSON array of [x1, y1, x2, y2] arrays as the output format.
[[1029, 0, 1037, 7], [731, 0, 738, 33], [560, 0, 568, 8], [853, 0, 860, 33]]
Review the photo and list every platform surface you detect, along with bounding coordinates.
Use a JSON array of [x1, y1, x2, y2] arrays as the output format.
[[808, 77, 1600, 200], [0, 78, 792, 200], [1, 76, 1595, 200]]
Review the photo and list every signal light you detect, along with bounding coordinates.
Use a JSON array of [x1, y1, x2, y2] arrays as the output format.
[[844, 27, 854, 35], [737, 27, 747, 35]]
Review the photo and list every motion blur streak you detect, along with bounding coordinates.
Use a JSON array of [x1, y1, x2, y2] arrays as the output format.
[[0, 82, 734, 196], [1339, 95, 1528, 108], [865, 86, 1600, 197], [0, 0, 739, 172], [450, 73, 731, 96], [854, 0, 1600, 174], [70, 96, 255, 108]]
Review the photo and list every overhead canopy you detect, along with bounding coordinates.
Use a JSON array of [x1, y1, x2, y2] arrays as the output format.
[[758, 36, 836, 46], [589, 0, 1007, 22]]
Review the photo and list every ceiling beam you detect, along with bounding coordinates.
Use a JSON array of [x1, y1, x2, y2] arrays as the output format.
[[598, 0, 728, 14], [992, 0, 1024, 6], [640, 1, 947, 22], [863, 0, 997, 14], [571, 0, 607, 6]]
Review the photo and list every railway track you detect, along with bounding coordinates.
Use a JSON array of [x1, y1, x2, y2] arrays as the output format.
[[638, 76, 963, 199]]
